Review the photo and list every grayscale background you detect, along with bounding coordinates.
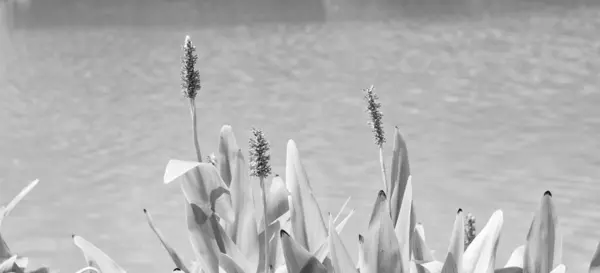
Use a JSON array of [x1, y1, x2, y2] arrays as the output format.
[[0, 0, 599, 272]]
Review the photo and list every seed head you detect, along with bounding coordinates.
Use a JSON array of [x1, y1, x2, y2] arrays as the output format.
[[181, 35, 201, 100], [249, 128, 271, 179], [464, 213, 477, 250], [363, 85, 385, 146]]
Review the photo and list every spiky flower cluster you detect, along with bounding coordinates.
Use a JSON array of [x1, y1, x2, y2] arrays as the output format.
[[249, 128, 272, 178], [464, 212, 476, 249], [363, 85, 385, 147], [180, 35, 201, 100]]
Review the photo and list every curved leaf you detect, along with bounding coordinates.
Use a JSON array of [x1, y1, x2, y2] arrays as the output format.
[[165, 160, 234, 224], [280, 230, 327, 273], [143, 209, 189, 273], [360, 191, 402, 273], [0, 179, 39, 227], [285, 140, 327, 252], [72, 235, 126, 273], [523, 191, 560, 273], [462, 210, 503, 273]]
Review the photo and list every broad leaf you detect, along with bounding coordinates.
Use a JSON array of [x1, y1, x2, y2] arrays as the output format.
[[447, 209, 464, 273], [462, 210, 503, 273], [229, 150, 259, 271], [285, 140, 327, 252], [523, 191, 561, 273], [360, 191, 402, 273]]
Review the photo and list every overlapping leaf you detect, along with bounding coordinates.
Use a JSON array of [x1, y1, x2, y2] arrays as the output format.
[[285, 140, 328, 252], [360, 191, 402, 273]]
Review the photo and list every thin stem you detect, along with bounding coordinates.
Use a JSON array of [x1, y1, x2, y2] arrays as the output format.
[[260, 177, 269, 273], [378, 145, 388, 193], [189, 98, 203, 162]]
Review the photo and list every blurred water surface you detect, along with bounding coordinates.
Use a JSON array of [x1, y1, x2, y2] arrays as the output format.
[[1, 5, 600, 273]]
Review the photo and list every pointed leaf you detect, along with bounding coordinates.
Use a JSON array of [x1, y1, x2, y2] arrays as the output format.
[[0, 179, 39, 227], [394, 176, 413, 273], [165, 160, 234, 224], [448, 209, 464, 273], [285, 140, 327, 252], [462, 210, 503, 273], [504, 245, 525, 268], [550, 265, 566, 273], [217, 125, 239, 187], [523, 191, 560, 273], [413, 223, 434, 263], [280, 230, 327, 273], [441, 253, 458, 273], [333, 197, 351, 224], [72, 235, 126, 273], [328, 216, 358, 273], [143, 209, 189, 273], [357, 235, 365, 270], [389, 127, 410, 226], [360, 191, 402, 273], [418, 261, 443, 273], [229, 150, 260, 270]]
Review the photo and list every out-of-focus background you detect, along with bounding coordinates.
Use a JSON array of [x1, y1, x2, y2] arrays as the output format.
[[0, 0, 599, 272]]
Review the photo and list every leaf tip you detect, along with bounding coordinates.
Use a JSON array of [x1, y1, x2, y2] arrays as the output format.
[[457, 208, 463, 214], [377, 190, 387, 199], [358, 234, 364, 243], [544, 190, 552, 197], [281, 230, 289, 237]]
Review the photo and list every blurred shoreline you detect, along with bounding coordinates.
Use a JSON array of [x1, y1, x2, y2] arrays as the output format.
[[9, 0, 599, 29]]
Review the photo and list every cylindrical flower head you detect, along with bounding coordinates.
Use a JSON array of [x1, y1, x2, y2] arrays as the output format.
[[249, 128, 272, 179], [181, 35, 201, 99], [363, 85, 385, 146]]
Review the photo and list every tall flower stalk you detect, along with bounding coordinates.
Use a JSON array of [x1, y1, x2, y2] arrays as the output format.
[[249, 128, 272, 273], [363, 85, 388, 193], [181, 35, 203, 163]]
